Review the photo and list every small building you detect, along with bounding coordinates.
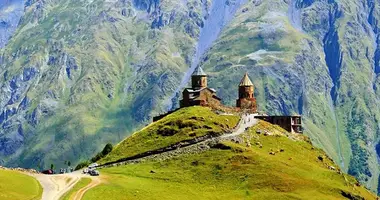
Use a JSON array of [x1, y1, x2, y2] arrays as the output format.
[[179, 66, 221, 108], [236, 73, 257, 112], [255, 115, 303, 134]]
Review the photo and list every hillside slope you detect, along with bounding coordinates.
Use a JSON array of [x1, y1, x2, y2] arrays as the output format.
[[0, 169, 42, 200], [101, 106, 240, 164], [1, 0, 380, 193], [83, 108, 377, 200]]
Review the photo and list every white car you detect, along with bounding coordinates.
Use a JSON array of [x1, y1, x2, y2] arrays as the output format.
[[82, 168, 89, 174], [88, 163, 99, 169]]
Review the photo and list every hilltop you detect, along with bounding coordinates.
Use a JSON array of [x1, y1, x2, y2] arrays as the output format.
[[77, 107, 377, 199], [100, 106, 240, 164]]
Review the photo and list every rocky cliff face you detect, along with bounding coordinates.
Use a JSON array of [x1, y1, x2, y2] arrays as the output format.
[[2, 0, 380, 193], [0, 0, 25, 48]]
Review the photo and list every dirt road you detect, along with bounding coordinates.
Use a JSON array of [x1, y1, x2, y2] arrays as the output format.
[[31, 171, 99, 200], [72, 176, 101, 200], [221, 114, 258, 138]]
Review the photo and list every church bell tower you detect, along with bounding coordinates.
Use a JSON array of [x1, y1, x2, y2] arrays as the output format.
[[191, 66, 208, 89], [236, 73, 257, 112]]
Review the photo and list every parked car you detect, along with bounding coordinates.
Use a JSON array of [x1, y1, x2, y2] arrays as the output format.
[[89, 170, 99, 176], [88, 163, 99, 169], [83, 168, 89, 174], [41, 169, 54, 175]]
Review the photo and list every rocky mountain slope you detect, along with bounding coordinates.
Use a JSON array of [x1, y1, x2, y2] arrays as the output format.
[[1, 0, 380, 193], [0, 0, 24, 48]]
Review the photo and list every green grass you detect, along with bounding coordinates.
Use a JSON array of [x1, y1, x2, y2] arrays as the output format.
[[0, 170, 42, 200], [101, 106, 240, 164], [83, 121, 376, 199], [60, 178, 92, 200]]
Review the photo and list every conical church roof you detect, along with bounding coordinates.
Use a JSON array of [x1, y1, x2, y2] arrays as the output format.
[[239, 73, 254, 86], [192, 66, 207, 76]]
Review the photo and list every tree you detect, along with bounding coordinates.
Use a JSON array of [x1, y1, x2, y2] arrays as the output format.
[[101, 143, 113, 156], [68, 161, 71, 167], [50, 164, 54, 170], [75, 161, 90, 170]]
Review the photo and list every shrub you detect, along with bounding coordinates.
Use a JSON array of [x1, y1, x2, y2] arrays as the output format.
[[76, 143, 114, 169], [102, 143, 113, 156], [75, 161, 90, 170], [90, 143, 114, 163]]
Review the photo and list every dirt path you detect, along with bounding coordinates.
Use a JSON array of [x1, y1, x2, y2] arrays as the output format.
[[72, 177, 101, 200], [31, 171, 99, 200], [222, 114, 258, 138]]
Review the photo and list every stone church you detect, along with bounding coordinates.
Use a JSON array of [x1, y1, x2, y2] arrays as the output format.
[[180, 66, 257, 112], [179, 67, 222, 108]]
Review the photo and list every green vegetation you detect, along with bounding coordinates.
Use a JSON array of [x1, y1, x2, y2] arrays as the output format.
[[101, 106, 240, 164], [91, 143, 114, 163], [60, 178, 92, 200], [0, 169, 42, 200], [75, 143, 113, 169], [75, 161, 90, 171], [83, 121, 376, 199]]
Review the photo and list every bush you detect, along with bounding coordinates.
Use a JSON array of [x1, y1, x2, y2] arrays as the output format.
[[75, 161, 90, 170], [75, 143, 114, 169], [90, 143, 114, 163], [102, 143, 113, 156], [91, 152, 104, 163]]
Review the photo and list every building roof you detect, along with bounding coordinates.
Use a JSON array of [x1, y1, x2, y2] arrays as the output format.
[[192, 66, 207, 76], [183, 87, 221, 101], [184, 87, 216, 93], [239, 72, 254, 86]]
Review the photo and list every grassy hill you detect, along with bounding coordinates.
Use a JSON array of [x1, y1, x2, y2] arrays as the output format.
[[100, 106, 240, 164], [0, 169, 42, 200], [82, 107, 377, 199]]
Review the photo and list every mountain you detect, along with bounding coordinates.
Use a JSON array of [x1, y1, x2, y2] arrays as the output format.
[[0, 0, 207, 170], [1, 0, 380, 193], [80, 106, 377, 199]]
